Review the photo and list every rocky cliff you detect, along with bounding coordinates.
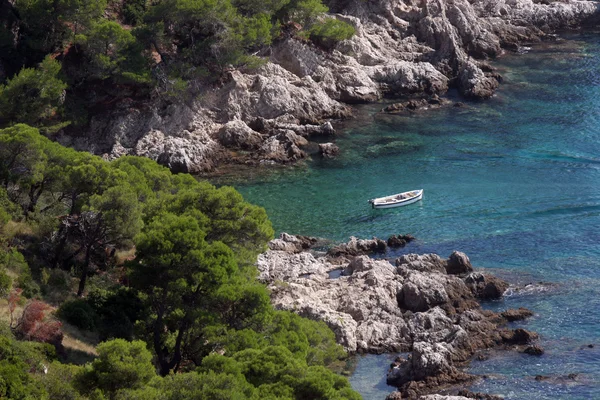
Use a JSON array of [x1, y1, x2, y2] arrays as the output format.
[[59, 0, 600, 173], [257, 234, 541, 398]]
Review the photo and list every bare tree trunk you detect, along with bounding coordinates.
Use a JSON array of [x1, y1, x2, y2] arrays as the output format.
[[77, 246, 91, 297]]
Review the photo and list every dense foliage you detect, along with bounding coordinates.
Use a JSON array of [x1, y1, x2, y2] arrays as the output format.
[[0, 0, 355, 130], [0, 124, 361, 399]]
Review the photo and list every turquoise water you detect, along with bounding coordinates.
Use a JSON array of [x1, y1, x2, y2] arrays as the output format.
[[222, 34, 600, 399]]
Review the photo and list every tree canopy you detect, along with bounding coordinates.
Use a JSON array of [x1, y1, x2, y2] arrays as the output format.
[[0, 0, 355, 130], [0, 124, 361, 399]]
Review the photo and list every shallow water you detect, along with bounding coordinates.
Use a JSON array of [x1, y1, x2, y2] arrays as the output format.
[[218, 33, 600, 399]]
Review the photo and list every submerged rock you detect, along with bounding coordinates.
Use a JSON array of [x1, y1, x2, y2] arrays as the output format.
[[319, 143, 340, 158], [501, 308, 534, 322], [388, 234, 415, 248], [327, 236, 387, 258]]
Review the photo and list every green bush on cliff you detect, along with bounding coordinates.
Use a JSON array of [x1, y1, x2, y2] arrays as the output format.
[[0, 56, 67, 128], [309, 17, 355, 50]]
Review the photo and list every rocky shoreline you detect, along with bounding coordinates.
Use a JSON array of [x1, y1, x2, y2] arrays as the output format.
[[57, 0, 600, 173], [257, 233, 543, 399]]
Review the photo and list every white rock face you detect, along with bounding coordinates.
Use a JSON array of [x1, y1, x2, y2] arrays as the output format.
[[61, 0, 599, 172], [257, 235, 540, 397]]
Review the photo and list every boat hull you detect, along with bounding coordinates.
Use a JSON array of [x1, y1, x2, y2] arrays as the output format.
[[370, 190, 423, 209]]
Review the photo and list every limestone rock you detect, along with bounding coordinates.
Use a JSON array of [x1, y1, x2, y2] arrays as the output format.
[[256, 242, 540, 396], [501, 307, 534, 322], [396, 253, 448, 275], [524, 345, 545, 355], [327, 236, 387, 258], [256, 251, 328, 282], [267, 232, 318, 253], [258, 130, 308, 162], [464, 272, 509, 300], [459, 61, 500, 99], [134, 129, 224, 173], [218, 120, 263, 150], [319, 143, 340, 158], [387, 234, 415, 248], [446, 251, 474, 275], [398, 272, 450, 312]]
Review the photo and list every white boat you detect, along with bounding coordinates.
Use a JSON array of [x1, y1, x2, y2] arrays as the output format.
[[369, 189, 423, 209]]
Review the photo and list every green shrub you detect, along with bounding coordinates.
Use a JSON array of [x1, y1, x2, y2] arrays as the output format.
[[123, 0, 147, 25], [309, 17, 355, 50], [57, 300, 97, 331], [0, 269, 11, 296], [16, 272, 40, 299]]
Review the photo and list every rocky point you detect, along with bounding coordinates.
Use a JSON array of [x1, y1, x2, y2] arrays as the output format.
[[257, 233, 543, 398]]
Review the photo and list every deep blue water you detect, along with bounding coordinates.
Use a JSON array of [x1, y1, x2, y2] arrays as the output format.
[[218, 34, 600, 399]]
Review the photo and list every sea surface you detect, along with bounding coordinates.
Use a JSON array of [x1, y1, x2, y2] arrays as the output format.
[[216, 33, 600, 399]]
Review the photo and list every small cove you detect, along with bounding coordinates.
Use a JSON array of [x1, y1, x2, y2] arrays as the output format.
[[213, 33, 600, 399]]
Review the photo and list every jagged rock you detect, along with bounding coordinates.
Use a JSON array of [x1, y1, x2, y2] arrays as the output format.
[[224, 64, 351, 123], [457, 389, 504, 400], [501, 308, 534, 322], [256, 251, 328, 282], [267, 232, 318, 253], [464, 272, 509, 300], [524, 345, 545, 355], [398, 272, 450, 312], [387, 234, 415, 248], [218, 120, 263, 150], [319, 143, 340, 158], [134, 129, 224, 173], [57, 0, 599, 173], [327, 236, 387, 258], [396, 253, 448, 275], [501, 328, 539, 345], [420, 396, 471, 400], [446, 251, 473, 275], [274, 121, 335, 137], [257, 243, 539, 395], [258, 130, 308, 162], [387, 342, 456, 386], [459, 61, 500, 99]]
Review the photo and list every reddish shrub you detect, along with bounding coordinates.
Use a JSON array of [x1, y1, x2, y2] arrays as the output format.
[[14, 300, 63, 348]]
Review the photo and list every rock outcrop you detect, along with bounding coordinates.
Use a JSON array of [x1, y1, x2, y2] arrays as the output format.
[[58, 0, 600, 173], [257, 234, 541, 397]]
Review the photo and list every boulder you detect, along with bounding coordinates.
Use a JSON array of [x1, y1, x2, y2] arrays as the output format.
[[327, 236, 387, 258], [524, 345, 545, 356], [458, 61, 500, 99], [396, 253, 448, 275], [464, 272, 509, 300], [258, 130, 308, 162], [319, 143, 340, 158], [387, 342, 456, 386], [501, 308, 534, 322], [218, 120, 263, 150], [135, 129, 224, 173], [501, 328, 539, 345], [387, 234, 415, 248], [398, 272, 449, 312], [446, 251, 473, 275]]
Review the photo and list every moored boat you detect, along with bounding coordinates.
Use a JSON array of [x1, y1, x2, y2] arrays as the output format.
[[368, 189, 423, 209]]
